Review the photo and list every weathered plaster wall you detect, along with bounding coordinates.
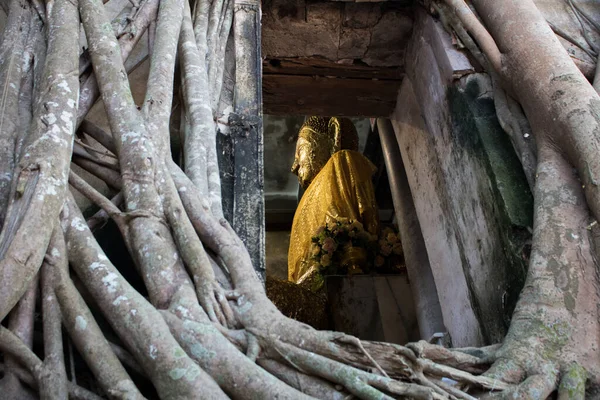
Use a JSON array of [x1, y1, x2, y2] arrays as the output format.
[[266, 230, 291, 280], [392, 79, 484, 346], [392, 12, 532, 347], [263, 115, 304, 198]]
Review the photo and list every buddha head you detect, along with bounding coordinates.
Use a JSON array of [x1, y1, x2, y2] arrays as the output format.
[[291, 117, 359, 189]]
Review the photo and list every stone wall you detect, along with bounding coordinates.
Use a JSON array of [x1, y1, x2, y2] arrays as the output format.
[[391, 12, 533, 347], [262, 0, 412, 66]]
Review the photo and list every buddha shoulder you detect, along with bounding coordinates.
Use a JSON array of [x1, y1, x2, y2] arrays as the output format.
[[329, 150, 377, 177]]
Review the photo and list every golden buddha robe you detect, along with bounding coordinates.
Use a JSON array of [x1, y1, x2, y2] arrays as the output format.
[[288, 149, 379, 283]]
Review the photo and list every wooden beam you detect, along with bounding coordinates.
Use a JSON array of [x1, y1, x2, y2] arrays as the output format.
[[231, 0, 266, 282], [264, 57, 404, 80], [263, 74, 401, 117]]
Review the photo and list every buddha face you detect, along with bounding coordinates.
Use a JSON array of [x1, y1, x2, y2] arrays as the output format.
[[291, 136, 331, 189]]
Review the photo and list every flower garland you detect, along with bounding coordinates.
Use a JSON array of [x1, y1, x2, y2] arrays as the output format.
[[309, 217, 404, 278], [375, 226, 404, 269]]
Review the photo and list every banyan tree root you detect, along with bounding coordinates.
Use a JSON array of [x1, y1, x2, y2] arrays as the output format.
[[1, 0, 600, 398]]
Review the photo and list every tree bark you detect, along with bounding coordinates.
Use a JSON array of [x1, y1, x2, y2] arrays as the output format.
[[0, 0, 78, 321]]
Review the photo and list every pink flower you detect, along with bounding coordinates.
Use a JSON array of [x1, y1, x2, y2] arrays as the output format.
[[320, 254, 332, 267], [322, 237, 337, 253]]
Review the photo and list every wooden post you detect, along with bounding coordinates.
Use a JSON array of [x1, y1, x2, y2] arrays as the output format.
[[230, 0, 266, 282]]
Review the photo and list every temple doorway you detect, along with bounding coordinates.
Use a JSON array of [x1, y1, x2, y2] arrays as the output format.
[[262, 114, 420, 344]]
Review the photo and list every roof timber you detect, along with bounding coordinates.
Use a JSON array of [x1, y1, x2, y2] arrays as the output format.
[[264, 74, 401, 117]]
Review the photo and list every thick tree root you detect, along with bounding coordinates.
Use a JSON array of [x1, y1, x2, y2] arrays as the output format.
[[0, 0, 79, 321]]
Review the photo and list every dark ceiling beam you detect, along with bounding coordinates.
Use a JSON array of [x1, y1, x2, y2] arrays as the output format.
[[263, 57, 404, 80], [263, 74, 401, 117]]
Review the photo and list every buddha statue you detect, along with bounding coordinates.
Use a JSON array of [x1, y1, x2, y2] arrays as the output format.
[[288, 116, 380, 284], [266, 117, 382, 329]]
